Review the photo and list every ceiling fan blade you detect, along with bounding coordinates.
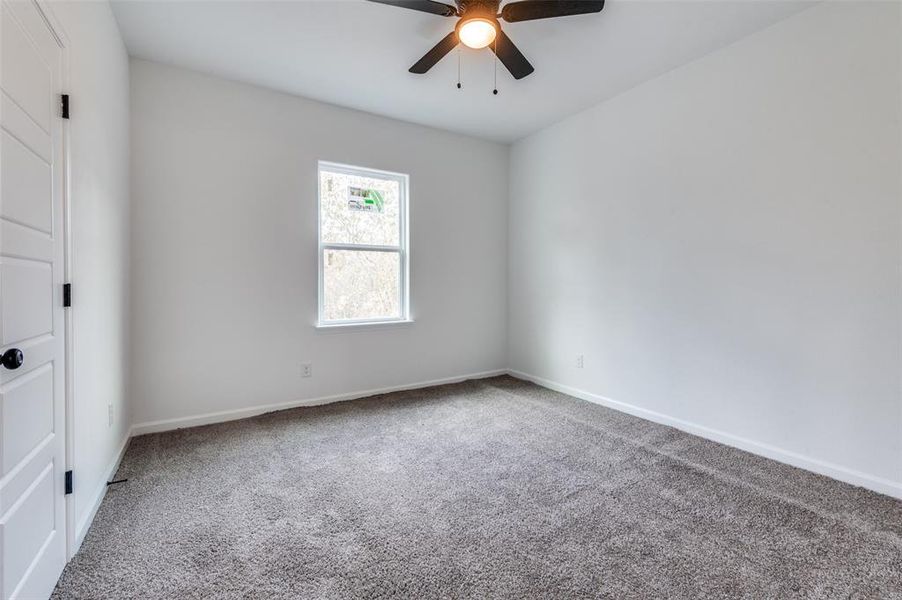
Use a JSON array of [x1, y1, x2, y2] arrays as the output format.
[[491, 30, 534, 80], [409, 31, 459, 74], [501, 0, 605, 22], [367, 0, 457, 17]]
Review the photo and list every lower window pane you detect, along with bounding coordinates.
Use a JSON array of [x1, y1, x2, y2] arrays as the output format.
[[323, 249, 401, 322]]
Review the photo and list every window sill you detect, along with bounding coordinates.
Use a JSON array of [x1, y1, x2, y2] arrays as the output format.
[[314, 319, 414, 333]]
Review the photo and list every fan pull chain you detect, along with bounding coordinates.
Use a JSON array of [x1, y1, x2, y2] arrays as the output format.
[[457, 46, 462, 89], [492, 37, 498, 95]]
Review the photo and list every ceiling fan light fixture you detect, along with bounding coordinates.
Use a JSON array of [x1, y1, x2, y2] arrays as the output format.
[[373, 0, 606, 79], [457, 17, 497, 49]]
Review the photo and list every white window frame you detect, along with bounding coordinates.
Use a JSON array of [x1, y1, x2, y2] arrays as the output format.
[[316, 161, 410, 328]]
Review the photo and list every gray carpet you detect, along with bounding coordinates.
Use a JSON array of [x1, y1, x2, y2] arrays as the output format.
[[54, 376, 902, 599]]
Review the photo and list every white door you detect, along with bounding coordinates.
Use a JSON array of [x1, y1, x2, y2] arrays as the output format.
[[0, 1, 67, 598]]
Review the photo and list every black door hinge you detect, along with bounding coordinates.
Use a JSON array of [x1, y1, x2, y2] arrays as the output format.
[[61, 94, 69, 119], [65, 470, 73, 495], [63, 283, 71, 308]]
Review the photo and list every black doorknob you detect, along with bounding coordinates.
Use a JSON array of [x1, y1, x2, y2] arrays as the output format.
[[1, 348, 24, 370]]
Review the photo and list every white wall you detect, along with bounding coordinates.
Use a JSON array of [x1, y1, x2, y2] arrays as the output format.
[[508, 1, 902, 497], [129, 59, 508, 429], [46, 0, 132, 548]]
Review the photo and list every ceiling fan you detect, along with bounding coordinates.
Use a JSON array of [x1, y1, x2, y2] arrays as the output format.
[[368, 0, 605, 80]]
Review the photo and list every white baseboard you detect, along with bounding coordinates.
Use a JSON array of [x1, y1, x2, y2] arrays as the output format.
[[131, 369, 508, 436], [507, 369, 902, 500], [72, 429, 132, 554]]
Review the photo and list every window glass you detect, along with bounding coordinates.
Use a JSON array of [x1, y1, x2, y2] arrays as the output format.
[[320, 170, 400, 246], [322, 249, 401, 322]]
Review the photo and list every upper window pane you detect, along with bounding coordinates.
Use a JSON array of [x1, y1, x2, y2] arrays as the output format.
[[320, 167, 401, 246]]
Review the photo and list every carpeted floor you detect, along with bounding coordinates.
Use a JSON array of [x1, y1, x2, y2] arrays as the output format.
[[53, 376, 902, 599]]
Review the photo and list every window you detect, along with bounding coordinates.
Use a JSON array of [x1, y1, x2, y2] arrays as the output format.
[[317, 161, 409, 326]]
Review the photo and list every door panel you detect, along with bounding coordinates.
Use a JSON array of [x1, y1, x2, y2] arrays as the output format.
[[1, 258, 54, 344], [0, 3, 53, 132], [0, 1, 67, 599], [1, 130, 53, 233], [1, 364, 54, 475], [0, 95, 51, 164], [0, 222, 53, 266], [2, 465, 55, 600]]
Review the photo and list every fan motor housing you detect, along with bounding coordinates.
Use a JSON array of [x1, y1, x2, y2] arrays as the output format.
[[456, 0, 501, 18]]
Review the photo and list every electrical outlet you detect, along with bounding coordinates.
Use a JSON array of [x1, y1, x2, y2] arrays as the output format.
[[301, 363, 313, 378], [108, 404, 114, 426], [576, 354, 584, 369]]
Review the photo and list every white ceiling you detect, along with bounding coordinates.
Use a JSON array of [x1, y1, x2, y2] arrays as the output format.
[[111, 0, 813, 143]]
